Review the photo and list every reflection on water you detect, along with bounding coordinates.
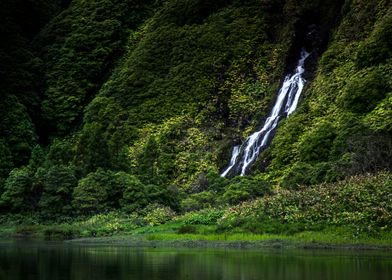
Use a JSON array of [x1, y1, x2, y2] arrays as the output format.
[[0, 240, 392, 280]]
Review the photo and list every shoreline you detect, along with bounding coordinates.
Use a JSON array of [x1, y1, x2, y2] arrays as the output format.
[[65, 235, 392, 251], [1, 229, 391, 251]]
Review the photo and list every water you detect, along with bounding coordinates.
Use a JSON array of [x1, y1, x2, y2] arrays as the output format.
[[221, 50, 310, 177], [1, 241, 392, 280]]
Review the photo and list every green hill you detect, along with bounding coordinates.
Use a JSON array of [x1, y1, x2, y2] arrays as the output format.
[[0, 0, 391, 242]]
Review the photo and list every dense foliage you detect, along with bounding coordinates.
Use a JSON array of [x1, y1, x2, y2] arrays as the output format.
[[266, 0, 392, 187], [0, 0, 391, 241], [218, 172, 392, 236]]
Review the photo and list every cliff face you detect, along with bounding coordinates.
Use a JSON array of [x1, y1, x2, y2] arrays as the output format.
[[0, 0, 391, 215], [266, 0, 392, 187]]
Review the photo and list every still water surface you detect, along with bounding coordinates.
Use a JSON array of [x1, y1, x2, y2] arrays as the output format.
[[1, 240, 392, 280]]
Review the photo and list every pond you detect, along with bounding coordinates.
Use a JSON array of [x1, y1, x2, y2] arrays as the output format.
[[1, 240, 392, 280]]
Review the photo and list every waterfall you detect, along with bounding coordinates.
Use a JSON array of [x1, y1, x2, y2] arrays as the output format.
[[221, 50, 310, 178], [220, 145, 240, 178]]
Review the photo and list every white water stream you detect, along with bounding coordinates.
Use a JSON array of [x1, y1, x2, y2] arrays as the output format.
[[221, 50, 310, 177]]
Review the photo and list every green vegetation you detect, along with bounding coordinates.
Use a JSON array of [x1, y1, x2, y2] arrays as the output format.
[[267, 0, 392, 186], [1, 172, 391, 249], [0, 0, 391, 248]]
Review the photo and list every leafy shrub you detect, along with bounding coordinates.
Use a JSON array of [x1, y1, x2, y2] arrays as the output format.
[[356, 12, 392, 68], [240, 216, 321, 235], [14, 225, 39, 237], [280, 162, 340, 188], [318, 42, 346, 74], [297, 120, 336, 163], [364, 94, 392, 132], [178, 209, 224, 225], [77, 211, 141, 236], [180, 191, 216, 212], [222, 176, 270, 205], [72, 168, 133, 214], [218, 172, 392, 235], [206, 171, 229, 193], [145, 183, 180, 211], [143, 204, 176, 226], [342, 131, 392, 175], [338, 68, 389, 114], [217, 199, 261, 231]]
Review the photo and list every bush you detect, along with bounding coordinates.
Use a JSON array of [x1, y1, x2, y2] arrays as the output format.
[[364, 94, 392, 132], [356, 12, 392, 68], [297, 120, 336, 163], [280, 162, 340, 188], [145, 183, 180, 211], [47, 138, 74, 166], [72, 169, 128, 213], [222, 176, 270, 205], [339, 68, 389, 114], [180, 191, 216, 212], [218, 172, 392, 235], [206, 171, 229, 193], [178, 209, 224, 225], [77, 211, 141, 236], [0, 167, 33, 212], [143, 204, 176, 226]]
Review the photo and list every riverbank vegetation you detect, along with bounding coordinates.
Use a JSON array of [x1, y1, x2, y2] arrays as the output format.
[[1, 172, 391, 249]]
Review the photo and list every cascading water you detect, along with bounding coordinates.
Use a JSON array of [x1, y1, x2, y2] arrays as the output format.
[[221, 50, 310, 178]]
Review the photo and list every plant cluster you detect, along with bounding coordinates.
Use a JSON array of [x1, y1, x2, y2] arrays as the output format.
[[218, 172, 392, 236]]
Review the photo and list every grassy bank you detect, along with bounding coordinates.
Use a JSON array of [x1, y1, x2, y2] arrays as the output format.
[[1, 219, 392, 251], [67, 231, 392, 251]]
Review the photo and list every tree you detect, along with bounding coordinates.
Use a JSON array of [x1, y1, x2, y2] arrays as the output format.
[[38, 165, 77, 216], [72, 171, 109, 214], [0, 167, 33, 212], [120, 174, 148, 212], [0, 140, 13, 194]]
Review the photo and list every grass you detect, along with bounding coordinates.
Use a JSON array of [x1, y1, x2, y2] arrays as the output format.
[[142, 230, 392, 246], [1, 216, 391, 250]]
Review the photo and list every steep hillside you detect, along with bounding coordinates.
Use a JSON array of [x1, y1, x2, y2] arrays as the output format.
[[266, 0, 392, 187], [0, 0, 390, 235], [0, 0, 65, 185]]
